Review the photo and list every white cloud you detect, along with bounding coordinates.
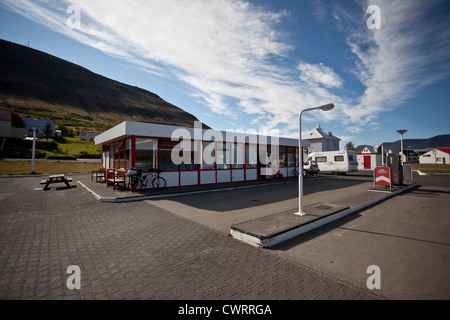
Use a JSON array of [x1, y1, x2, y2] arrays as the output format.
[[2, 0, 449, 139], [339, 0, 450, 127], [297, 62, 343, 89]]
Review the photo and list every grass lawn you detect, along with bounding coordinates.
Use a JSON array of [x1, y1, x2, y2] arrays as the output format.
[[411, 163, 450, 173], [0, 160, 101, 175], [57, 137, 102, 157]]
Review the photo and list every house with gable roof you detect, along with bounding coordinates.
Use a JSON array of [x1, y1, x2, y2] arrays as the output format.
[[302, 124, 340, 154], [420, 147, 450, 165]]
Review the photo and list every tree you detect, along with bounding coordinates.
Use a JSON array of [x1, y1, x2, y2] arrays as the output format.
[[43, 122, 53, 142], [346, 141, 355, 151]]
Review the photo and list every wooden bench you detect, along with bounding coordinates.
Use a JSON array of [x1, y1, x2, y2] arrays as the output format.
[[106, 169, 127, 190], [91, 167, 106, 183], [40, 174, 73, 190]]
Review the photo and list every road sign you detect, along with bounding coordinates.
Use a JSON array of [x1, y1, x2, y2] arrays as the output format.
[[374, 167, 392, 189]]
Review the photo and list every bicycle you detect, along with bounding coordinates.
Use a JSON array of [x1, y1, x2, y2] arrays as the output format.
[[126, 168, 166, 192]]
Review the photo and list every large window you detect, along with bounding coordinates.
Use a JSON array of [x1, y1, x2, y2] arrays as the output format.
[[135, 138, 157, 170], [232, 143, 244, 169], [202, 141, 216, 170], [217, 143, 231, 169], [159, 140, 179, 171], [279, 147, 287, 167], [246, 144, 257, 169], [180, 141, 199, 171]]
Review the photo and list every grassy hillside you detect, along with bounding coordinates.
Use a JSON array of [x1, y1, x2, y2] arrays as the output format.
[[0, 39, 203, 131]]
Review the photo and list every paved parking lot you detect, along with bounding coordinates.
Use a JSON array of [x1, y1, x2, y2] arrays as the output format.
[[0, 172, 448, 300], [0, 175, 378, 300]]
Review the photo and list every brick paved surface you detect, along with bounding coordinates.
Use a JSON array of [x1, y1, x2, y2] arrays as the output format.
[[0, 175, 379, 300]]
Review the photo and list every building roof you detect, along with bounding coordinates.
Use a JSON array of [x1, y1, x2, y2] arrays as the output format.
[[23, 117, 55, 128], [356, 145, 379, 154], [422, 147, 450, 156], [95, 121, 309, 148], [302, 124, 341, 141], [436, 147, 450, 155]]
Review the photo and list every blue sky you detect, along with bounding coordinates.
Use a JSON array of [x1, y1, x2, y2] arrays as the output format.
[[1, 0, 449, 147]]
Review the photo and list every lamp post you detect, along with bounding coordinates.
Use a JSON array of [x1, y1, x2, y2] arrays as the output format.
[[296, 103, 335, 216], [31, 127, 36, 174], [397, 129, 407, 164]]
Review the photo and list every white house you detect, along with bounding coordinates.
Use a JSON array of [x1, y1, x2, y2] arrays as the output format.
[[0, 109, 26, 138], [356, 145, 382, 170], [0, 109, 11, 137], [420, 148, 450, 165], [302, 124, 340, 153], [79, 131, 101, 142]]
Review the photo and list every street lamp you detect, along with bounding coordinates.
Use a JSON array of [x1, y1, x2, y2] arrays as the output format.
[[397, 129, 407, 164], [31, 127, 36, 174], [295, 103, 335, 216]]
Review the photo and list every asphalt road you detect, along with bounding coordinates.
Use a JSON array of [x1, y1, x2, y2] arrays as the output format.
[[152, 173, 450, 299]]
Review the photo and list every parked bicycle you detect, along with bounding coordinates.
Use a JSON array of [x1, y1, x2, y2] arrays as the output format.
[[126, 168, 166, 192]]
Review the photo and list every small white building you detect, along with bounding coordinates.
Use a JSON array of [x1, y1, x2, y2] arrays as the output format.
[[79, 131, 101, 142], [0, 109, 26, 138], [95, 121, 309, 189], [420, 148, 450, 165], [302, 124, 340, 153], [357, 145, 382, 170]]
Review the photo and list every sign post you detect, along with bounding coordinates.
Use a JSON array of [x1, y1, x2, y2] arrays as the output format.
[[374, 167, 392, 190]]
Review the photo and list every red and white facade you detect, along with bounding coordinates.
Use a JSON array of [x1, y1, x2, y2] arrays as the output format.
[[357, 146, 382, 170], [95, 121, 308, 189]]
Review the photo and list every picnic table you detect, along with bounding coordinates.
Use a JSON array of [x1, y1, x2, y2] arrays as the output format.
[[40, 174, 73, 190]]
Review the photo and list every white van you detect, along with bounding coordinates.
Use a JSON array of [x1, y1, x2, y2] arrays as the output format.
[[308, 150, 358, 174]]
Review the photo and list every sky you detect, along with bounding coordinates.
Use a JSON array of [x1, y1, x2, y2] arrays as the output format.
[[0, 0, 449, 147]]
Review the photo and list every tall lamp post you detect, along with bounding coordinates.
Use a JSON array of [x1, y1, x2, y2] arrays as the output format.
[[296, 103, 335, 216], [31, 127, 36, 174], [397, 129, 407, 164]]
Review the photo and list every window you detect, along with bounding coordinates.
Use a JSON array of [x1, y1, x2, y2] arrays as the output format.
[[202, 141, 216, 170], [217, 143, 231, 169], [179, 141, 198, 171], [159, 139, 179, 171], [232, 143, 244, 169], [334, 155, 344, 162], [288, 153, 295, 167], [279, 147, 286, 167], [159, 149, 179, 171], [135, 138, 157, 170], [315, 156, 327, 163], [245, 144, 257, 169]]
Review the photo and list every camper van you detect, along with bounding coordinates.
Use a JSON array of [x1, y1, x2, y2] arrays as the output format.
[[308, 150, 358, 175]]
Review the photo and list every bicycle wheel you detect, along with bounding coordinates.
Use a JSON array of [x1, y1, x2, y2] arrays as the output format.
[[152, 176, 166, 190], [129, 178, 143, 191]]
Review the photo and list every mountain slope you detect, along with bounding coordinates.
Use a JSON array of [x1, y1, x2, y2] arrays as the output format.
[[382, 134, 450, 150], [0, 39, 201, 130]]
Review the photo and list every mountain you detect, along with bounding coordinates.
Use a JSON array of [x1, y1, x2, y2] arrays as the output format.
[[0, 39, 202, 131], [381, 134, 450, 150]]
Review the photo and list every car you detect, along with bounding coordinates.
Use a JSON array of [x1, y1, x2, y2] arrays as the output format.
[[303, 160, 319, 176]]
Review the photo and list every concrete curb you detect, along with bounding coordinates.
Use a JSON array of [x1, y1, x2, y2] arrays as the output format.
[[230, 182, 418, 248], [77, 177, 325, 203]]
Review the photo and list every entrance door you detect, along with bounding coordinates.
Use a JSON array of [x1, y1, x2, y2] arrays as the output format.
[[364, 156, 372, 169]]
